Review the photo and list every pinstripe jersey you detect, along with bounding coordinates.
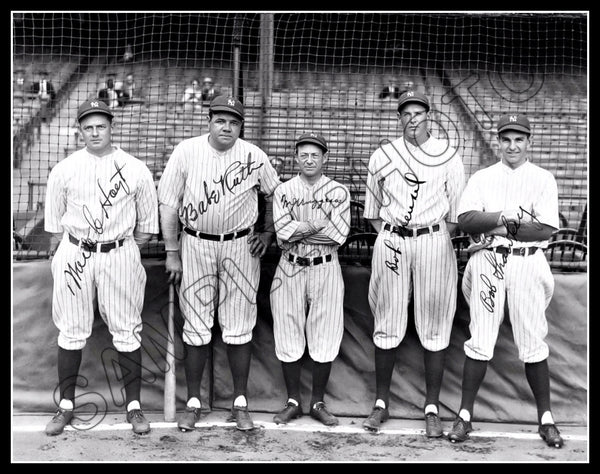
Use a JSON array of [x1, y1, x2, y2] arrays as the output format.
[[273, 174, 351, 256], [157, 134, 280, 233], [457, 160, 559, 248], [44, 146, 159, 240], [364, 136, 464, 227]]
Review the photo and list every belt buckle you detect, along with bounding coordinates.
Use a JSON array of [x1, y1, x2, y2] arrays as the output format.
[[81, 237, 96, 252], [519, 247, 527, 256], [296, 256, 310, 266]]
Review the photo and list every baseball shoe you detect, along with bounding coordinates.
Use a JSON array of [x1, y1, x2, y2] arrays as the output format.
[[273, 402, 303, 424], [448, 416, 472, 443], [126, 409, 151, 434], [425, 412, 443, 438], [177, 406, 202, 432], [539, 424, 564, 448], [45, 408, 74, 436], [363, 406, 389, 432], [309, 402, 339, 427], [228, 405, 254, 431]]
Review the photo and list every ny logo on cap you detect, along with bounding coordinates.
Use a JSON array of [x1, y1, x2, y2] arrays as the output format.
[[90, 101, 99, 107], [227, 99, 236, 106], [407, 91, 414, 97], [310, 133, 317, 137], [509, 115, 518, 122]]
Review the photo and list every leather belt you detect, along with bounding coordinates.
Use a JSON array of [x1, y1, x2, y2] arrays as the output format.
[[69, 234, 125, 253], [383, 223, 440, 238], [184, 226, 251, 242], [287, 253, 333, 266], [492, 246, 539, 257]]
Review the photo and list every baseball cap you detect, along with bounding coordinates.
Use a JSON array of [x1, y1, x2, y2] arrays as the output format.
[[397, 90, 430, 112], [209, 95, 244, 120], [496, 114, 531, 134], [295, 132, 328, 153], [77, 99, 114, 122]]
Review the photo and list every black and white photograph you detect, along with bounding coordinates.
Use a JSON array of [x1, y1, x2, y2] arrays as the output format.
[[12, 10, 588, 463]]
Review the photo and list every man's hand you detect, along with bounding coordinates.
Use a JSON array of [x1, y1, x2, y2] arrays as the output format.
[[248, 232, 274, 258], [499, 209, 522, 224], [310, 219, 329, 232], [165, 251, 183, 285], [466, 233, 494, 253]]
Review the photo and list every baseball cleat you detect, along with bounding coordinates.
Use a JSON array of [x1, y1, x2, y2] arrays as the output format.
[[539, 424, 564, 448], [126, 408, 151, 434], [363, 406, 389, 432], [447, 416, 472, 443], [425, 412, 443, 438], [177, 406, 202, 432], [45, 408, 74, 436], [228, 405, 254, 431], [273, 402, 303, 424], [309, 401, 339, 427]]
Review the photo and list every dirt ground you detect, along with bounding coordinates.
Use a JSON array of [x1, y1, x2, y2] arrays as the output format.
[[12, 411, 588, 463]]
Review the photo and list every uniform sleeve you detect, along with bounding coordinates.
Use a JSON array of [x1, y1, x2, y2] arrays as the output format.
[[363, 150, 383, 220], [457, 172, 484, 217], [157, 144, 186, 210], [532, 171, 560, 229], [272, 185, 302, 244], [44, 165, 66, 233], [256, 148, 281, 196], [135, 164, 160, 234], [318, 184, 351, 245], [445, 153, 466, 223]]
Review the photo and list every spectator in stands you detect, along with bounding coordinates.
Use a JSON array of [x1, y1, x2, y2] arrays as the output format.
[[270, 157, 285, 176], [98, 75, 121, 109], [181, 78, 202, 109], [14, 68, 27, 95], [122, 43, 134, 63], [118, 72, 145, 105], [30, 71, 56, 122], [201, 77, 221, 102], [379, 84, 401, 100]]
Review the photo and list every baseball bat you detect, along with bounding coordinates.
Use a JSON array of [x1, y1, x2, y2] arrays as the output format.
[[164, 283, 176, 422]]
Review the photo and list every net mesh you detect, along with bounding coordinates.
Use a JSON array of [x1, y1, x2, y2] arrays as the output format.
[[12, 12, 588, 268]]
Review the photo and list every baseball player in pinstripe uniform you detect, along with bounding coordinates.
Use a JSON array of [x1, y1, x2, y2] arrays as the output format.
[[44, 99, 159, 436], [362, 91, 465, 436], [157, 95, 281, 432], [269, 133, 350, 426], [447, 114, 564, 448]]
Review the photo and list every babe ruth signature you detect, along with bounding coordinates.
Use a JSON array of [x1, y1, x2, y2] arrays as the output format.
[[179, 154, 264, 223], [82, 160, 131, 235], [479, 206, 543, 312]]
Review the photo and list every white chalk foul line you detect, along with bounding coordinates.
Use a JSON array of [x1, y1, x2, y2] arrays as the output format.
[[12, 421, 588, 442]]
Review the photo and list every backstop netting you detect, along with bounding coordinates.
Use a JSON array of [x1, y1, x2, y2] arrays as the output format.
[[12, 12, 588, 267]]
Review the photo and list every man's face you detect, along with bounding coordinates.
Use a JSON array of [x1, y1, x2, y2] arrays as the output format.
[[398, 103, 429, 140], [295, 143, 327, 179], [79, 113, 113, 156], [208, 112, 242, 151], [498, 130, 530, 169], [202, 80, 213, 91], [126, 75, 134, 84]]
